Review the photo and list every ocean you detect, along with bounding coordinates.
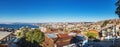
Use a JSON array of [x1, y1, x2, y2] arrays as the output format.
[[0, 24, 39, 29]]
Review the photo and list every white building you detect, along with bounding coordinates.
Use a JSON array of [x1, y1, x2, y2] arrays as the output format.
[[40, 27, 47, 32]]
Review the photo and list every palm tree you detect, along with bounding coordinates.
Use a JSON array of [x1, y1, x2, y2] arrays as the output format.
[[115, 0, 120, 18]]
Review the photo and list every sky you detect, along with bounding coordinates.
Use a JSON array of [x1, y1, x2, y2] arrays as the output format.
[[0, 0, 118, 23]]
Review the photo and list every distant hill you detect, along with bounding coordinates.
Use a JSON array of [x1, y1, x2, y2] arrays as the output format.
[[93, 18, 120, 27]]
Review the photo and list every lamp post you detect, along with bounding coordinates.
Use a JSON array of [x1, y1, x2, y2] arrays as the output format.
[[112, 26, 117, 46]]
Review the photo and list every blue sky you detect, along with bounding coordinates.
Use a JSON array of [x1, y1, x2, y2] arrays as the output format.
[[0, 0, 118, 23]]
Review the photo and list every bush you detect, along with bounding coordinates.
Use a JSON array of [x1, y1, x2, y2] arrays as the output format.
[[86, 31, 98, 39]]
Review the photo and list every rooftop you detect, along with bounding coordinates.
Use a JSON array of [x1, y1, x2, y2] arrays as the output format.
[[45, 34, 57, 38], [0, 31, 12, 41]]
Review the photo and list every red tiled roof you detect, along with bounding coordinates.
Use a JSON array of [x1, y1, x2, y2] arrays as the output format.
[[57, 34, 69, 38], [73, 30, 81, 33], [89, 30, 98, 34]]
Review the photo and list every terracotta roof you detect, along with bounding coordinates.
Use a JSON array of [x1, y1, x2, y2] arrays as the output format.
[[0, 44, 8, 47], [73, 30, 81, 33], [89, 30, 98, 33], [57, 34, 69, 38]]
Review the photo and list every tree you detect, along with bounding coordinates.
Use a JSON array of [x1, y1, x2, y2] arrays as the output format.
[[115, 0, 120, 18], [26, 29, 44, 44], [101, 20, 109, 27], [15, 28, 29, 39], [15, 28, 44, 47]]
